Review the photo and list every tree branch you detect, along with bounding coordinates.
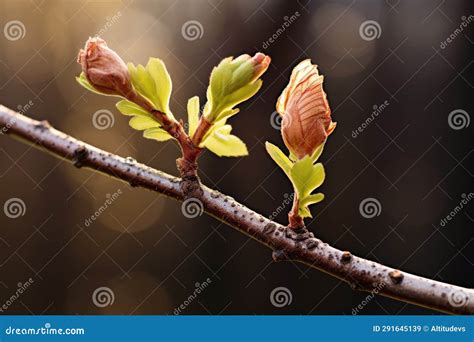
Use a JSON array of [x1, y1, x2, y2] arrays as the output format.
[[0, 104, 472, 315]]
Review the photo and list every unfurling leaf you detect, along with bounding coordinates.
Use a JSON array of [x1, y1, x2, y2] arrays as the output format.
[[187, 96, 200, 137], [265, 142, 292, 178], [201, 124, 248, 157], [128, 58, 174, 120], [204, 53, 270, 123]]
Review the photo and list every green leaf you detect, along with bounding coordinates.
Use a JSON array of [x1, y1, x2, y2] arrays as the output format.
[[199, 118, 225, 145], [187, 96, 200, 137], [128, 59, 174, 120], [116, 100, 153, 118], [204, 55, 265, 123], [224, 80, 262, 109], [217, 108, 240, 122], [146, 58, 172, 115], [129, 116, 160, 130], [143, 127, 173, 142], [299, 206, 312, 218], [311, 142, 325, 163], [202, 125, 248, 157], [265, 142, 293, 178], [208, 80, 262, 121], [299, 193, 325, 218], [301, 193, 325, 207], [289, 157, 326, 218], [290, 158, 325, 199], [76, 72, 106, 96]]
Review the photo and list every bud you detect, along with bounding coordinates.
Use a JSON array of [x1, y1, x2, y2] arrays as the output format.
[[276, 59, 336, 159], [205, 52, 271, 122], [77, 37, 134, 98], [249, 52, 271, 82]]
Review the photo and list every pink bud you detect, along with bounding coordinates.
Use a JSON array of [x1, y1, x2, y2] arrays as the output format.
[[250, 53, 271, 82], [276, 60, 336, 159], [77, 37, 133, 98]]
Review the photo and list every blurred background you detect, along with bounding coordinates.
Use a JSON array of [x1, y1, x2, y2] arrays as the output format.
[[0, 0, 472, 315]]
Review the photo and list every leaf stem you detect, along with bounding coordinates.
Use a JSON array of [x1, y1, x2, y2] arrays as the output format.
[[288, 195, 305, 229]]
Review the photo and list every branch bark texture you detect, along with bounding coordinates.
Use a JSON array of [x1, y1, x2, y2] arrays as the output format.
[[0, 104, 472, 315]]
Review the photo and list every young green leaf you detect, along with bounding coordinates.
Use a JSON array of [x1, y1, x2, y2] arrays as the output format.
[[311, 142, 325, 163], [265, 142, 293, 178], [299, 193, 325, 218], [128, 58, 174, 120], [143, 127, 173, 142], [202, 125, 248, 157], [129, 116, 160, 130], [290, 158, 325, 198], [203, 53, 270, 123], [116, 100, 153, 118], [301, 193, 325, 207], [76, 72, 107, 96], [187, 96, 200, 137]]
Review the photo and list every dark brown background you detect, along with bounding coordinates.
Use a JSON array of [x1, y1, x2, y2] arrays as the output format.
[[0, 0, 473, 315]]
